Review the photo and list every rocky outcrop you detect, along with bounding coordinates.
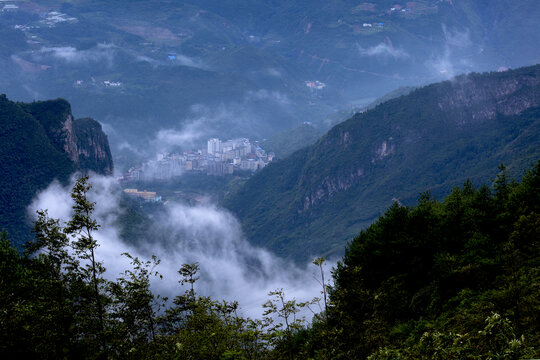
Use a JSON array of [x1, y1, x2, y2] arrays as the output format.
[[74, 118, 114, 175], [23, 99, 79, 161], [225, 64, 540, 260], [60, 113, 80, 162], [0, 95, 114, 248], [301, 168, 364, 211], [436, 69, 540, 125], [23, 99, 113, 175]]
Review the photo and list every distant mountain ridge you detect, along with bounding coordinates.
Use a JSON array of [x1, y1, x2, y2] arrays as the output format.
[[0, 95, 113, 246], [224, 65, 540, 260], [2, 0, 540, 160]]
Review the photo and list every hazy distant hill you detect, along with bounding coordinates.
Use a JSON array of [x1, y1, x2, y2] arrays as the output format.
[[224, 64, 540, 260], [2, 0, 540, 161], [0, 95, 113, 246], [261, 123, 322, 159]]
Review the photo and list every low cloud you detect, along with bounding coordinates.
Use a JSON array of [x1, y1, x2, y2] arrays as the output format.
[[146, 89, 294, 154], [357, 42, 410, 59], [134, 54, 165, 66], [35, 44, 205, 70], [117, 141, 144, 156], [426, 47, 456, 78], [173, 54, 206, 69], [135, 53, 206, 69], [36, 44, 116, 67], [152, 122, 206, 152], [27, 175, 332, 318], [245, 89, 291, 105], [265, 68, 283, 78], [426, 50, 473, 80], [148, 104, 234, 153], [425, 25, 475, 80], [442, 25, 472, 48]]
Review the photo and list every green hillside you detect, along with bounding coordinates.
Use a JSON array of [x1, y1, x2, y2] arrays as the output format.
[[290, 161, 540, 359], [0, 161, 537, 359], [262, 123, 322, 158], [0, 95, 112, 247], [224, 65, 540, 260]]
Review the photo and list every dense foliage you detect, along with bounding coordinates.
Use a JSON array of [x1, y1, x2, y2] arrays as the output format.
[[0, 176, 321, 360], [0, 94, 75, 245], [225, 65, 540, 260], [0, 95, 112, 248], [289, 162, 540, 359], [1, 162, 538, 359]]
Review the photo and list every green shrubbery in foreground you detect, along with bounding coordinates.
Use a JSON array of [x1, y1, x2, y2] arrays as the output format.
[[1, 161, 539, 359]]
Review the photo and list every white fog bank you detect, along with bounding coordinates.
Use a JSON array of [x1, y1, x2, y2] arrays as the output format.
[[28, 175, 333, 319]]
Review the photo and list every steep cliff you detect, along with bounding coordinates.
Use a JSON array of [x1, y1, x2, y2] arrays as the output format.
[[73, 118, 114, 175], [23, 99, 80, 163], [23, 100, 113, 175], [0, 95, 113, 246], [224, 64, 540, 260]]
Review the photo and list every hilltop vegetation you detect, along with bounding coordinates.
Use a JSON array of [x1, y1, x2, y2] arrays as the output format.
[[1, 162, 538, 359], [0, 95, 74, 245], [290, 161, 540, 359], [225, 64, 540, 260], [0, 95, 113, 247], [262, 123, 322, 158]]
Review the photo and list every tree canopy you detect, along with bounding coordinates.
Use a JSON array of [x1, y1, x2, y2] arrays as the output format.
[[0, 161, 538, 359]]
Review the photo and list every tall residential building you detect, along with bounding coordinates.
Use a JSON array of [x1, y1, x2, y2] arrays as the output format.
[[207, 138, 221, 155]]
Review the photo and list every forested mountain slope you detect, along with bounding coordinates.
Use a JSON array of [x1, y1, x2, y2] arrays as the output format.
[[0, 95, 113, 246], [0, 159, 537, 359], [293, 161, 540, 359], [224, 65, 540, 260]]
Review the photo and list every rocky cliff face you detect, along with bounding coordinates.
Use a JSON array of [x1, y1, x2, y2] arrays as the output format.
[[60, 113, 80, 163], [74, 118, 114, 175], [225, 64, 540, 260], [0, 95, 114, 248], [435, 70, 540, 125], [297, 67, 540, 214], [24, 99, 113, 175]]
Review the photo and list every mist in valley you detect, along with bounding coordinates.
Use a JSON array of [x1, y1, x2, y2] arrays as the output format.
[[27, 174, 333, 319], [3, 0, 540, 325]]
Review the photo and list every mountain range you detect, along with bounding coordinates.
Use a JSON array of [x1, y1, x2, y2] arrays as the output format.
[[224, 64, 540, 260], [1, 0, 540, 167]]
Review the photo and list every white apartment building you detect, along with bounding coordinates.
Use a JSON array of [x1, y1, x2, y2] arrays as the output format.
[[207, 138, 221, 155]]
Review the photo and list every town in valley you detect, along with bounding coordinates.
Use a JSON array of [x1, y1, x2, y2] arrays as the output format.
[[119, 137, 274, 182], [118, 137, 274, 202]]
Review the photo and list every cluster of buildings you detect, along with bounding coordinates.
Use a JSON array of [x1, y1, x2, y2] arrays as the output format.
[[362, 22, 385, 28], [305, 80, 326, 90], [119, 137, 275, 183], [388, 3, 414, 13], [40, 11, 77, 26], [2, 2, 77, 26], [13, 24, 37, 31], [74, 78, 123, 88], [1, 3, 18, 12], [103, 80, 122, 87], [123, 189, 162, 202]]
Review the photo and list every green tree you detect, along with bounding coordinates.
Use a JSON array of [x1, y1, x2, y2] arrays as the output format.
[[108, 253, 165, 359], [63, 176, 109, 358]]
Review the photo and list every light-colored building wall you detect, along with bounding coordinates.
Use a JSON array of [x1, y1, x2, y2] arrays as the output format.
[[207, 138, 221, 155]]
